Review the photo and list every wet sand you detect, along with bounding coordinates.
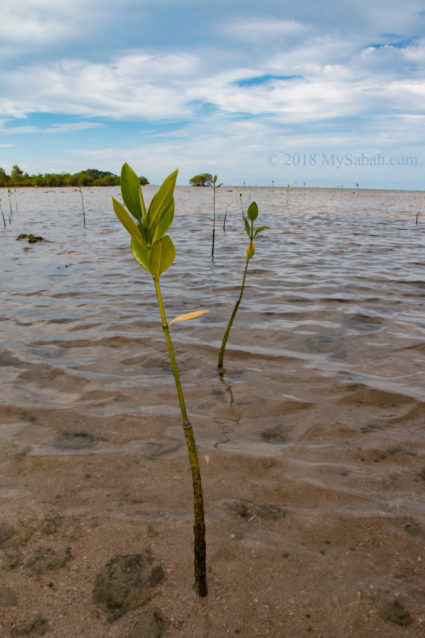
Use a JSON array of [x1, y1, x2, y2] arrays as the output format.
[[0, 186, 424, 636]]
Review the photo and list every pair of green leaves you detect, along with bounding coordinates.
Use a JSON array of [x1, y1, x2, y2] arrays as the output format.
[[243, 201, 268, 260], [112, 163, 177, 278]]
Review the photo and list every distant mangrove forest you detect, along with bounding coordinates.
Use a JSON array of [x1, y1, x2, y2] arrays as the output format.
[[0, 165, 149, 188]]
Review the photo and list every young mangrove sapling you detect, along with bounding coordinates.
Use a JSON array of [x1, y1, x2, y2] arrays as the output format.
[[112, 163, 208, 597], [211, 175, 222, 260], [218, 201, 268, 372]]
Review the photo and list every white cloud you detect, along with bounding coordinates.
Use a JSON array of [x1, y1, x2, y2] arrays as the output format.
[[0, 52, 200, 120], [0, 119, 103, 136], [1, 38, 424, 131], [0, 0, 90, 45], [221, 18, 308, 40]]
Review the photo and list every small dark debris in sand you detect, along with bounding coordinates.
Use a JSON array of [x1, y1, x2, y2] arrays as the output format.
[[16, 234, 45, 244], [147, 525, 159, 538], [14, 446, 32, 462], [25, 547, 72, 575], [261, 429, 287, 444], [419, 466, 425, 481], [54, 431, 97, 450], [403, 521, 425, 539], [40, 519, 57, 535], [0, 523, 34, 549], [92, 551, 165, 621], [0, 523, 14, 546], [230, 500, 286, 521], [144, 439, 181, 459], [379, 600, 412, 626], [13, 615, 49, 636], [0, 585, 18, 607], [1, 548, 22, 570], [19, 411, 37, 423], [129, 608, 169, 638]]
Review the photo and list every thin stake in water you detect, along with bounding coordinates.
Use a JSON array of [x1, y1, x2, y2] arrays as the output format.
[[78, 187, 86, 227], [7, 189, 13, 220], [112, 163, 208, 597], [0, 200, 6, 228]]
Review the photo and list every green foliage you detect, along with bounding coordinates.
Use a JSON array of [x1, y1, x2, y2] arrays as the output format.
[[0, 167, 149, 188], [189, 173, 214, 187], [113, 163, 177, 279], [243, 201, 268, 260], [111, 162, 208, 597], [218, 201, 269, 370]]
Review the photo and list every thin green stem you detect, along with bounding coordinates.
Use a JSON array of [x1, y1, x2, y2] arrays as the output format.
[[153, 277, 208, 597], [211, 183, 216, 260], [218, 256, 250, 371]]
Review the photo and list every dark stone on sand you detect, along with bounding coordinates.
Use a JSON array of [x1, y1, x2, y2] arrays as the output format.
[[93, 552, 165, 621], [25, 547, 72, 575], [0, 585, 18, 607], [15, 615, 49, 635], [54, 431, 97, 450], [129, 608, 169, 638], [379, 600, 412, 626]]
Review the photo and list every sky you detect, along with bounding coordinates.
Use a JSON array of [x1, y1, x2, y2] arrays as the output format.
[[0, 0, 424, 189]]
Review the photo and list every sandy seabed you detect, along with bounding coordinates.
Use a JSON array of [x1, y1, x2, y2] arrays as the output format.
[[1, 393, 425, 637]]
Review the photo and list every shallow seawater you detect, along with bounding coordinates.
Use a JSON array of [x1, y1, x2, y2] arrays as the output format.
[[1, 185, 424, 515]]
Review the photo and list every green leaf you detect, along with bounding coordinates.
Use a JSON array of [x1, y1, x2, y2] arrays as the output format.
[[152, 199, 174, 243], [131, 237, 150, 271], [112, 197, 145, 245], [121, 163, 145, 222], [148, 169, 178, 227], [243, 216, 251, 237], [254, 225, 269, 237], [247, 201, 258, 221], [148, 235, 176, 278]]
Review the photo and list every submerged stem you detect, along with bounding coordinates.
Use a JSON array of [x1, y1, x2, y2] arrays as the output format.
[[153, 277, 208, 597], [218, 257, 250, 372]]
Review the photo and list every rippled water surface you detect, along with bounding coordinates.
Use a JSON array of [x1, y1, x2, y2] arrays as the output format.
[[1, 186, 424, 469], [2, 185, 425, 638]]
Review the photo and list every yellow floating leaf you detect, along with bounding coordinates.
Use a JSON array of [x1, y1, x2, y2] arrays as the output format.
[[168, 309, 210, 327]]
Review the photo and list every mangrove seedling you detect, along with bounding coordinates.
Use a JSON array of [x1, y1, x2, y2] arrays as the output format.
[[211, 174, 222, 260], [218, 201, 268, 372], [112, 163, 208, 597]]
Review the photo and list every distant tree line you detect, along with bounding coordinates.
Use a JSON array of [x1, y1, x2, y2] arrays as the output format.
[[0, 165, 149, 187]]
